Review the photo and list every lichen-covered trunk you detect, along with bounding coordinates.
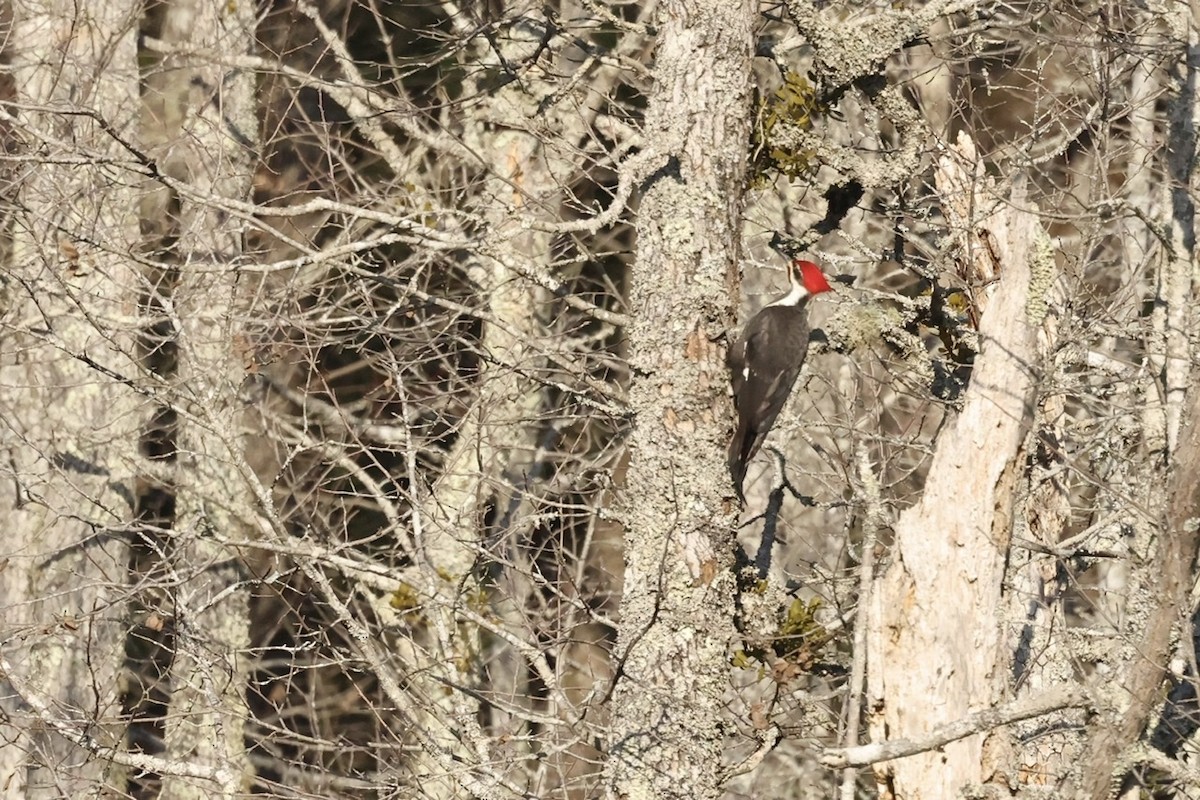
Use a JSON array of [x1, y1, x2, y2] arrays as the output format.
[[604, 2, 754, 798], [0, 0, 141, 795]]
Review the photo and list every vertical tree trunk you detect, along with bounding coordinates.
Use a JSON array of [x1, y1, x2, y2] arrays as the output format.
[[1081, 9, 1200, 794], [397, 32, 557, 798], [605, 2, 754, 798], [139, 1, 259, 795], [0, 0, 141, 795], [866, 135, 1053, 797]]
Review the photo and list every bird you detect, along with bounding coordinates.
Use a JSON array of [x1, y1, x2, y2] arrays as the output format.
[[727, 258, 832, 502]]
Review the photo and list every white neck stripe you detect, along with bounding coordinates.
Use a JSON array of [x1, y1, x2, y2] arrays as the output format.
[[766, 283, 809, 308]]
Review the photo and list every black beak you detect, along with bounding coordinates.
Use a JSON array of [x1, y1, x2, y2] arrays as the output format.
[[769, 232, 802, 260]]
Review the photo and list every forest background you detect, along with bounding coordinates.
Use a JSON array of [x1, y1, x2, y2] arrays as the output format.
[[1, 0, 1199, 798]]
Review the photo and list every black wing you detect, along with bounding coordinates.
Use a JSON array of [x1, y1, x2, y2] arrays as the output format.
[[727, 306, 810, 500]]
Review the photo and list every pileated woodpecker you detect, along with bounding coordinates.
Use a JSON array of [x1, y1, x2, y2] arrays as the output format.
[[727, 259, 832, 502]]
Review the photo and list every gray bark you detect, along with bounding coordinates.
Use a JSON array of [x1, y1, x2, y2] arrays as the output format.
[[139, 1, 259, 795], [1081, 7, 1200, 795], [0, 0, 141, 795], [604, 2, 755, 798]]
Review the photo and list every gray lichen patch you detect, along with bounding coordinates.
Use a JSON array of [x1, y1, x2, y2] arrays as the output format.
[[824, 299, 938, 387], [824, 301, 905, 353], [1026, 226, 1057, 326]]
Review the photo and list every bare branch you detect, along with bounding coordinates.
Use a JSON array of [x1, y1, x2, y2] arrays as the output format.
[[821, 688, 1092, 769]]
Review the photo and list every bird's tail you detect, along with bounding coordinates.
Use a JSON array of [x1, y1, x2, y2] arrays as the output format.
[[727, 422, 757, 503]]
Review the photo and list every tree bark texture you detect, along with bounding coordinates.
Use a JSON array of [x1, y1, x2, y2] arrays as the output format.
[[1080, 375, 1200, 798], [139, 1, 259, 795], [866, 133, 1054, 797], [605, 2, 754, 799], [0, 0, 141, 796], [1081, 11, 1200, 790], [394, 11, 559, 792]]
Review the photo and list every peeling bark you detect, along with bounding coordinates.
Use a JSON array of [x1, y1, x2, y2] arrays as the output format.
[[866, 133, 1052, 797]]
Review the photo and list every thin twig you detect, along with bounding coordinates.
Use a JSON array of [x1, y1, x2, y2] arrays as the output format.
[[840, 445, 882, 799]]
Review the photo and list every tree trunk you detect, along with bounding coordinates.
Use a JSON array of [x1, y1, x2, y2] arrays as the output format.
[[866, 134, 1053, 797], [1081, 8, 1200, 794], [138, 1, 259, 795], [0, 0, 141, 795], [604, 2, 754, 798]]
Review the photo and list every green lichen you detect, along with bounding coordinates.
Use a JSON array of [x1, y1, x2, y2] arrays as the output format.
[[390, 582, 420, 613], [731, 649, 755, 669], [775, 597, 832, 665], [826, 302, 906, 353], [749, 71, 826, 184], [734, 596, 834, 676], [464, 582, 492, 614]]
